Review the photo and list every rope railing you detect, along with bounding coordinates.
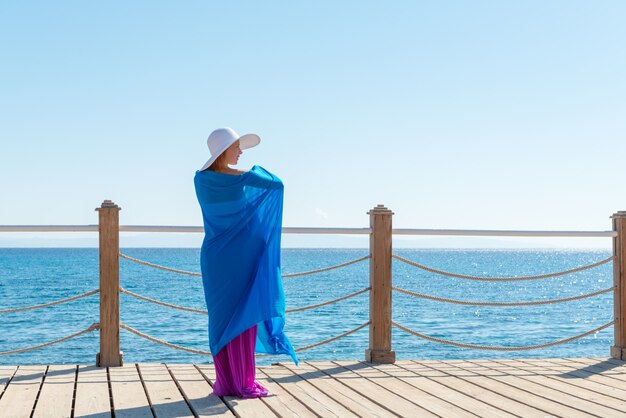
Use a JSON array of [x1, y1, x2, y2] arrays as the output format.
[[392, 286, 616, 307], [120, 287, 208, 314], [120, 286, 370, 314], [119, 253, 202, 276], [119, 252, 369, 279], [120, 323, 213, 355], [282, 255, 370, 278], [120, 250, 614, 285], [392, 254, 615, 282], [0, 323, 100, 355], [286, 287, 370, 313], [5, 204, 625, 366], [120, 321, 370, 355], [294, 321, 370, 352], [392, 320, 615, 351], [0, 289, 100, 314]]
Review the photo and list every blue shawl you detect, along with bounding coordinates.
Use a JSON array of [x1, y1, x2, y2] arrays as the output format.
[[194, 165, 297, 364]]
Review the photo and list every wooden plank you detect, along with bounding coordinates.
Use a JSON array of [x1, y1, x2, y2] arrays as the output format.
[[5, 359, 625, 418], [445, 360, 505, 374], [299, 361, 402, 418], [74, 365, 112, 418], [562, 357, 626, 370], [255, 367, 319, 418], [467, 359, 622, 418], [0, 366, 17, 397], [0, 366, 17, 381], [400, 361, 549, 417], [0, 365, 46, 418], [370, 362, 516, 418], [437, 359, 484, 369], [166, 364, 233, 417], [109, 363, 152, 418], [137, 363, 193, 418], [551, 359, 626, 386], [253, 363, 358, 417], [593, 357, 626, 367], [399, 364, 545, 417], [196, 364, 280, 418], [313, 361, 440, 417], [489, 359, 626, 412], [504, 358, 626, 393], [257, 365, 339, 416], [436, 360, 594, 418], [504, 360, 626, 400], [560, 356, 626, 368], [493, 358, 552, 370], [33, 364, 76, 418], [283, 361, 397, 418], [551, 358, 626, 382], [335, 361, 475, 417], [396, 361, 451, 377]]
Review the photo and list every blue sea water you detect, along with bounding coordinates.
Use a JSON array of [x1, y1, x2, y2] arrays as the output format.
[[0, 248, 615, 365]]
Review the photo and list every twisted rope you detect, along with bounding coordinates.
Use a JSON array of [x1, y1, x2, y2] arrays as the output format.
[[392, 320, 615, 351], [120, 323, 212, 355], [282, 255, 370, 278], [392, 254, 614, 282], [0, 289, 100, 313], [121, 286, 369, 315], [0, 323, 99, 355], [120, 287, 208, 314], [119, 253, 202, 276], [286, 288, 370, 313], [121, 321, 370, 356], [120, 252, 369, 279], [294, 322, 370, 352], [392, 286, 615, 307]]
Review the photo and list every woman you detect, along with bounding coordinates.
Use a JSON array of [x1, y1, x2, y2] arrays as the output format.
[[194, 127, 297, 398]]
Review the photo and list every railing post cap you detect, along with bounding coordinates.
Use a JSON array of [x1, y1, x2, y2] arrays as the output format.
[[610, 211, 626, 219], [95, 200, 121, 212], [367, 204, 394, 215]]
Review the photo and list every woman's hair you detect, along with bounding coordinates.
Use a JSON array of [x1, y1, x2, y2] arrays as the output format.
[[209, 152, 228, 171]]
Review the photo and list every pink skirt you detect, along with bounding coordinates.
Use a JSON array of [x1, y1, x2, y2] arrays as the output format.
[[212, 325, 269, 398]]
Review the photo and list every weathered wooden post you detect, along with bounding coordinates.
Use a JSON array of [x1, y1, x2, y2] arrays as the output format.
[[96, 200, 123, 367], [611, 211, 626, 360], [365, 204, 396, 363]]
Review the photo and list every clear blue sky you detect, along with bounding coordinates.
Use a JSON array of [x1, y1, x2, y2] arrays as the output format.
[[1, 1, 624, 248]]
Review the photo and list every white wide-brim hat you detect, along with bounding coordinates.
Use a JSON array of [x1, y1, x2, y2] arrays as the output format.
[[200, 127, 260, 171]]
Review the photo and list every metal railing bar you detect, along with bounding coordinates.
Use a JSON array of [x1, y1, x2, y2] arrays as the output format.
[[392, 228, 617, 238], [0, 225, 99, 232], [0, 225, 617, 237]]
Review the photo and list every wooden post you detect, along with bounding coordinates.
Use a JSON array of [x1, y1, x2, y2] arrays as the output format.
[[96, 200, 123, 367], [365, 204, 396, 363], [611, 211, 626, 360]]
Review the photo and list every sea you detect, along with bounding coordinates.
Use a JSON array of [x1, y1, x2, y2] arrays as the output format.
[[0, 248, 615, 366]]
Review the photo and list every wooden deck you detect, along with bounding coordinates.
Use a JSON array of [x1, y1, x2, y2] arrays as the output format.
[[1, 358, 625, 417]]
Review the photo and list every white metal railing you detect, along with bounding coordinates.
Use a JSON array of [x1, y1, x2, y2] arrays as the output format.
[[0, 225, 617, 237], [0, 225, 99, 232], [0, 225, 372, 234], [392, 228, 617, 237]]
